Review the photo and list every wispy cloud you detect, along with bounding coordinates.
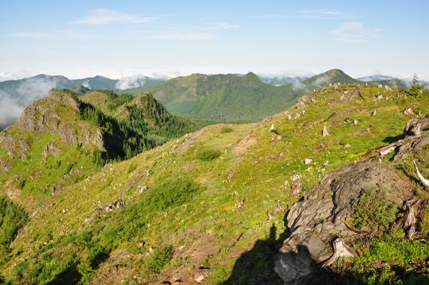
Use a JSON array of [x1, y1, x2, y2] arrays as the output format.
[[145, 31, 218, 40], [251, 10, 355, 20], [249, 14, 287, 19], [11, 30, 99, 40], [198, 22, 241, 30], [299, 10, 356, 19], [73, 9, 154, 25], [331, 22, 381, 43], [11, 32, 47, 38]]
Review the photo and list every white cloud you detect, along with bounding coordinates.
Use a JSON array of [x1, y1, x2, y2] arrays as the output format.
[[11, 32, 47, 38], [214, 22, 241, 30], [56, 30, 99, 40], [73, 9, 154, 25], [145, 31, 218, 40], [198, 22, 241, 30], [0, 77, 59, 128], [0, 92, 24, 129], [299, 10, 356, 19], [331, 22, 380, 43]]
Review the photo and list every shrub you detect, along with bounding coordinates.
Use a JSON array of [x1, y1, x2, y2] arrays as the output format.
[[196, 147, 221, 161], [145, 176, 199, 211], [220, 126, 233, 134], [351, 187, 398, 231], [127, 163, 137, 173], [0, 196, 28, 265], [144, 245, 174, 274], [420, 210, 429, 237]]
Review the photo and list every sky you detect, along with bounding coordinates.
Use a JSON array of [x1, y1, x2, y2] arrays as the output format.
[[1, 0, 428, 81]]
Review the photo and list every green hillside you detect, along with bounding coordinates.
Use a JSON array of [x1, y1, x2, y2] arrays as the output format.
[[1, 81, 429, 284], [121, 69, 406, 123], [121, 72, 305, 122]]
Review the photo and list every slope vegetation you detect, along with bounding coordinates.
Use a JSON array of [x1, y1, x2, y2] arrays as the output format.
[[1, 82, 429, 284]]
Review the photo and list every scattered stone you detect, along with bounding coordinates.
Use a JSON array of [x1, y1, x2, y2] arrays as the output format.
[[403, 107, 414, 117], [304, 158, 312, 165], [237, 197, 245, 209], [137, 185, 147, 193], [105, 203, 113, 212]]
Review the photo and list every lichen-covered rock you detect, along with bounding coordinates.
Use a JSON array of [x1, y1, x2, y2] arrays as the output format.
[[275, 161, 414, 284]]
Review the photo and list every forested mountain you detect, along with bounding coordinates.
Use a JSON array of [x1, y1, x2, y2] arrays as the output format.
[[122, 72, 303, 122], [0, 69, 411, 132], [0, 74, 164, 131], [1, 79, 429, 284], [121, 69, 408, 122]]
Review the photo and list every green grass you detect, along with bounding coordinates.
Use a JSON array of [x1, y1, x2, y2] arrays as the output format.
[[2, 84, 429, 284]]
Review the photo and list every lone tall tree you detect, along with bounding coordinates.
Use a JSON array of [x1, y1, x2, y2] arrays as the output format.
[[407, 73, 426, 97]]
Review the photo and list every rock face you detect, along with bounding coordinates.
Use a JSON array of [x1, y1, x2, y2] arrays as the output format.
[[0, 90, 105, 160], [274, 161, 413, 284], [18, 91, 104, 149]]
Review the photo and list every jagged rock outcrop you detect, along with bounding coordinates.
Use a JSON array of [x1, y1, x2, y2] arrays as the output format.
[[18, 91, 104, 148], [0, 91, 104, 160], [274, 161, 414, 284]]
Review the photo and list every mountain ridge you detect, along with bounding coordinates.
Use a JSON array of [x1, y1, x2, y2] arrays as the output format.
[[0, 69, 410, 131]]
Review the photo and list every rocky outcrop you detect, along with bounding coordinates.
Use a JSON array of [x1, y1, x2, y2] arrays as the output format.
[[274, 161, 414, 284], [0, 91, 105, 160]]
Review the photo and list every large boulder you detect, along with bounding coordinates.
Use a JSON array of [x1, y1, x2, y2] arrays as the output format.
[[274, 161, 414, 284]]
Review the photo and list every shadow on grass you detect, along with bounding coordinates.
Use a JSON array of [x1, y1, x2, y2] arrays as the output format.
[[46, 264, 81, 285], [221, 221, 429, 284], [220, 224, 285, 285]]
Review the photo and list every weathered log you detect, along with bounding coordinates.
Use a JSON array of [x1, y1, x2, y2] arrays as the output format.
[[413, 160, 429, 187]]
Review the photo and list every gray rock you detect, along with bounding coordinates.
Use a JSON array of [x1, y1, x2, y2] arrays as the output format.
[[275, 161, 414, 284]]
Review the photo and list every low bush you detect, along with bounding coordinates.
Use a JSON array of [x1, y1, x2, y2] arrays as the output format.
[[220, 126, 233, 134], [196, 147, 221, 161], [351, 187, 399, 230], [145, 176, 200, 211], [143, 245, 174, 274]]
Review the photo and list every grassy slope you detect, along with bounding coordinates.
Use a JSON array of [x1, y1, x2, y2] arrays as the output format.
[[2, 83, 429, 284]]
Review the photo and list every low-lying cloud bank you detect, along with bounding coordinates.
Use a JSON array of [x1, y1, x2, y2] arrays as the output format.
[[0, 77, 59, 130]]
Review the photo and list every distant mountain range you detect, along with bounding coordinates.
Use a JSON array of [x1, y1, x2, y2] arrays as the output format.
[[0, 69, 413, 129], [121, 69, 407, 122]]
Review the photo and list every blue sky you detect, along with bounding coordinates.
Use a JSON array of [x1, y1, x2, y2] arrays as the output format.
[[1, 0, 428, 80]]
